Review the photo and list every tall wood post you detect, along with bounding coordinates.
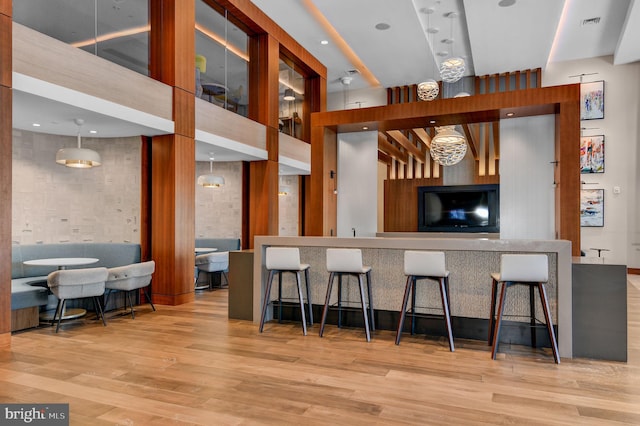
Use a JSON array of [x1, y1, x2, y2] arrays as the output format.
[[246, 33, 280, 247], [0, 0, 12, 345], [148, 0, 197, 304]]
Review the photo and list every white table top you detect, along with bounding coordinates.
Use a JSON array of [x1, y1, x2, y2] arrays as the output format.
[[195, 248, 218, 253], [23, 257, 99, 268]]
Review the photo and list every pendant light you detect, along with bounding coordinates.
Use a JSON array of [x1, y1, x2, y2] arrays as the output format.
[[55, 118, 102, 168], [439, 12, 465, 84], [197, 153, 225, 188], [283, 88, 295, 101], [417, 7, 439, 101], [429, 125, 467, 166]]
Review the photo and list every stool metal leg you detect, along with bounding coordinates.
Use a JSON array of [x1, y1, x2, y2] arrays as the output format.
[[357, 274, 371, 342], [395, 275, 413, 345], [94, 296, 106, 326], [277, 271, 283, 323], [491, 281, 509, 359], [295, 271, 308, 336], [410, 277, 417, 335], [337, 274, 343, 328], [259, 270, 276, 333], [529, 284, 537, 348], [366, 271, 375, 331], [538, 283, 560, 364], [319, 272, 335, 337], [55, 299, 66, 333], [304, 268, 313, 325], [439, 277, 455, 352], [488, 277, 498, 345]]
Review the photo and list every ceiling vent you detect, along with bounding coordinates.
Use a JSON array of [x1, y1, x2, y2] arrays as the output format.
[[581, 17, 601, 26]]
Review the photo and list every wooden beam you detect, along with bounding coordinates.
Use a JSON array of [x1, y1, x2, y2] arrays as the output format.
[[378, 132, 408, 164], [410, 128, 432, 150], [378, 150, 392, 165], [461, 123, 479, 159], [492, 121, 500, 160], [0, 6, 11, 343], [386, 130, 425, 162]]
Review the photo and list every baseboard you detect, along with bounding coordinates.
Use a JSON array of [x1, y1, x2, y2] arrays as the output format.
[[628, 268, 640, 275]]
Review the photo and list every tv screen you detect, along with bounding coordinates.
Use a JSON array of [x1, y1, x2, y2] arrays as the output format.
[[418, 184, 499, 233]]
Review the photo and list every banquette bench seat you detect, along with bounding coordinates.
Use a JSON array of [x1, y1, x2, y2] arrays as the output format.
[[10, 243, 141, 331]]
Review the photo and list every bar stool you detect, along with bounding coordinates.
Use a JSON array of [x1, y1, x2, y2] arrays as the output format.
[[489, 254, 560, 363], [395, 251, 454, 351], [259, 247, 312, 335], [319, 248, 374, 342]]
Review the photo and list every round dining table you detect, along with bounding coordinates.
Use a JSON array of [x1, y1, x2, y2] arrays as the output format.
[[23, 257, 100, 321]]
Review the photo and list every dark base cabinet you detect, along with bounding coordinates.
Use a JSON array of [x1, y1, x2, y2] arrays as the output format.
[[572, 260, 627, 362]]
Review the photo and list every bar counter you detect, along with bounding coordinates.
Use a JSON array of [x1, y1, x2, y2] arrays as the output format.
[[253, 236, 572, 358]]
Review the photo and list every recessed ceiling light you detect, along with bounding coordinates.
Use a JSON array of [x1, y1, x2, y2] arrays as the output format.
[[320, 40, 329, 45], [429, 120, 436, 124], [375, 23, 391, 30], [32, 123, 41, 127], [506, 112, 515, 117], [441, 38, 454, 44], [437, 51, 448, 57], [498, 0, 516, 6], [427, 28, 439, 34], [89, 130, 98, 134], [362, 126, 368, 130]]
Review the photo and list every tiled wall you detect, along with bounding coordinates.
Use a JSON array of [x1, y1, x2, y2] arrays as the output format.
[[12, 130, 141, 244], [278, 175, 299, 236], [195, 161, 243, 239], [12, 130, 299, 245]]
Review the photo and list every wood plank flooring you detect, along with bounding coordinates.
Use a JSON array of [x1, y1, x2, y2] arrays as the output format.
[[1, 277, 640, 425]]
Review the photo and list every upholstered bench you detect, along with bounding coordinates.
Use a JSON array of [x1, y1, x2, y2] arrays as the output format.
[[10, 243, 141, 332]]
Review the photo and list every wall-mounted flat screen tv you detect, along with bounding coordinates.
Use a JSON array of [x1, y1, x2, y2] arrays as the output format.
[[418, 184, 500, 233]]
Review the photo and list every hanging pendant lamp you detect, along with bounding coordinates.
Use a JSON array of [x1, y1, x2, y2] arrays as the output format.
[[429, 125, 467, 166], [55, 118, 101, 168], [417, 7, 439, 101], [197, 153, 225, 188], [439, 12, 465, 84]]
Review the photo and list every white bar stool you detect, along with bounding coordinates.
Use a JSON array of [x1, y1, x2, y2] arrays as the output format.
[[395, 251, 454, 351], [319, 248, 374, 342], [489, 254, 560, 363], [259, 247, 312, 335]]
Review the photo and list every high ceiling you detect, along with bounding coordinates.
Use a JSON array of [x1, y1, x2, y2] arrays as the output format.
[[253, 0, 640, 93], [11, 0, 640, 163]]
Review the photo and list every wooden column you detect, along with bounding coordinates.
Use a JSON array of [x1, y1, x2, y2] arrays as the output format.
[[148, 0, 196, 305], [0, 0, 12, 345], [246, 33, 280, 248], [308, 124, 337, 236], [556, 100, 581, 256]]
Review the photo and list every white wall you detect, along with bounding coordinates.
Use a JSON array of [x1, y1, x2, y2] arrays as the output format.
[[499, 115, 556, 239], [544, 56, 640, 265], [337, 131, 378, 237]]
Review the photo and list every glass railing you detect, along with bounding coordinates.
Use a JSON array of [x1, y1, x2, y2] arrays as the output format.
[[13, 0, 150, 76], [196, 0, 249, 117]]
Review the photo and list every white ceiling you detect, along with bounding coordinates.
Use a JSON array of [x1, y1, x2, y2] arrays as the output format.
[[11, 0, 640, 163], [253, 0, 639, 93]]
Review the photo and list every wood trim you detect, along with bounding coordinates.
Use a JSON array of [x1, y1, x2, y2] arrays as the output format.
[[384, 177, 443, 232], [196, 98, 267, 151], [386, 130, 425, 162], [140, 136, 151, 262], [410, 128, 432, 150], [628, 268, 640, 275], [241, 161, 250, 248], [461, 124, 479, 159], [215, 0, 326, 79], [248, 160, 279, 247], [378, 132, 408, 164], [0, 3, 10, 341]]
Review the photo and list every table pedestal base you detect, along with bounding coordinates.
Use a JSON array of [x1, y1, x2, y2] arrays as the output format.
[[40, 308, 87, 322]]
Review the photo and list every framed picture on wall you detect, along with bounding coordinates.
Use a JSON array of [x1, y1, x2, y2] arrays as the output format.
[[580, 135, 604, 173], [580, 189, 604, 227], [580, 80, 605, 120]]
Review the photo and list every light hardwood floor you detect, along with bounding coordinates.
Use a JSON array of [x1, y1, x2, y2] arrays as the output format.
[[2, 277, 640, 425]]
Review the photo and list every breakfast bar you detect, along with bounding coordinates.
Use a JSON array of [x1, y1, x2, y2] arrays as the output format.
[[253, 236, 573, 358]]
